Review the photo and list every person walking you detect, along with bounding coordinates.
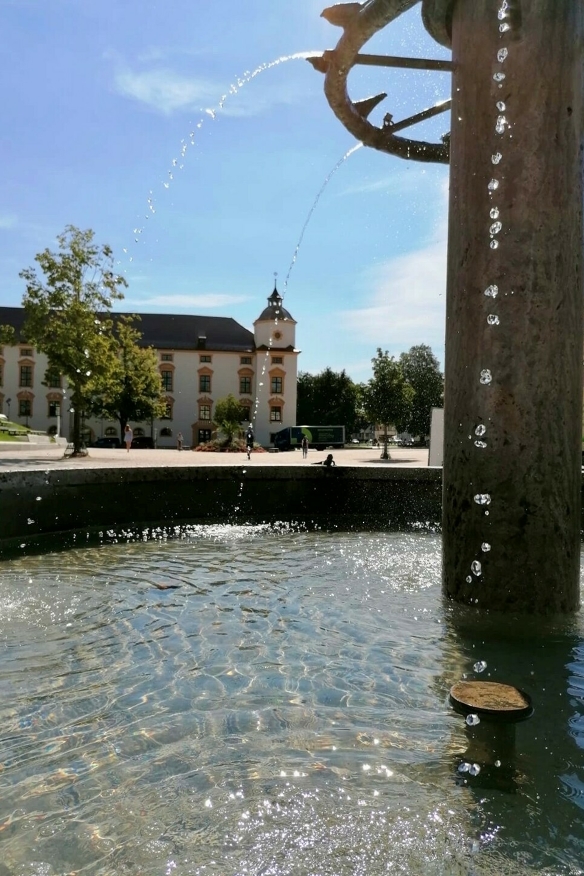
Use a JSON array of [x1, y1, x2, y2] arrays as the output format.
[[301, 435, 308, 459], [177, 431, 183, 451], [124, 424, 133, 453], [245, 426, 254, 460]]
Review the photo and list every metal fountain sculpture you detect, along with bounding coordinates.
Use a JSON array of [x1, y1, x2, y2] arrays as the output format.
[[310, 0, 584, 614]]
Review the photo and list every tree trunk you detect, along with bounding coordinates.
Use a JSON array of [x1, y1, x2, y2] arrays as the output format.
[[442, 0, 584, 613]]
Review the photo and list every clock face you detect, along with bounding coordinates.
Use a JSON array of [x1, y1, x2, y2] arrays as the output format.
[[274, 331, 282, 340]]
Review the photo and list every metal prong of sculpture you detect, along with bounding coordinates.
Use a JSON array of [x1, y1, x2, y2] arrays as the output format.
[[309, 0, 451, 164]]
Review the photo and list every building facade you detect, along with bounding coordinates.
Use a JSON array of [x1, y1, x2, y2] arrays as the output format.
[[0, 286, 299, 448]]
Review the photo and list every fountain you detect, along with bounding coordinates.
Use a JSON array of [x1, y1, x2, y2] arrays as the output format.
[[310, 0, 584, 614]]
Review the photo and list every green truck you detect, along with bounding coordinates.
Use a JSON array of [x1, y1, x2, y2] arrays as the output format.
[[273, 425, 346, 451]]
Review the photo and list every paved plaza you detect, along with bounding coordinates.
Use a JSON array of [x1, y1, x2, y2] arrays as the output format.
[[0, 444, 430, 471]]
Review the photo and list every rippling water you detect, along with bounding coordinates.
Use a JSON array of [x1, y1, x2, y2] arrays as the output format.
[[1, 527, 584, 875]]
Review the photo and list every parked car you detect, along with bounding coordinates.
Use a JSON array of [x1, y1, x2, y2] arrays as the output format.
[[131, 435, 155, 449], [91, 436, 121, 448]]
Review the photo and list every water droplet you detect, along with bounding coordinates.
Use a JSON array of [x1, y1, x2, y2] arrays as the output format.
[[490, 208, 500, 220], [498, 5, 507, 20], [495, 115, 508, 134], [488, 179, 499, 191], [496, 101, 506, 112], [474, 440, 487, 449], [493, 72, 506, 83], [495, 759, 501, 767], [471, 560, 482, 576], [474, 660, 488, 672], [490, 221, 502, 235], [163, 183, 170, 189], [481, 542, 491, 552], [487, 314, 500, 325], [466, 714, 481, 726], [466, 575, 473, 583], [480, 369, 493, 385], [497, 48, 508, 62], [27, 518, 34, 525], [457, 762, 471, 774], [469, 763, 481, 776], [500, 22, 511, 32], [491, 152, 502, 165], [490, 240, 500, 249], [475, 424, 486, 437], [36, 496, 42, 501], [474, 494, 491, 506]]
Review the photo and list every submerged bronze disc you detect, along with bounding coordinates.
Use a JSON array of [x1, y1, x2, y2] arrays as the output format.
[[450, 681, 533, 722]]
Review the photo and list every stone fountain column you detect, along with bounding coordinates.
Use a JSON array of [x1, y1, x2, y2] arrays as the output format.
[[426, 0, 584, 612]]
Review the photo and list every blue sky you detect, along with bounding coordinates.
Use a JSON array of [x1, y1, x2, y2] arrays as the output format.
[[1, 0, 451, 382]]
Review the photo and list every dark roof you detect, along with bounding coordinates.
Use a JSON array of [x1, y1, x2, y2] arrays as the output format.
[[256, 287, 295, 323], [0, 307, 255, 352]]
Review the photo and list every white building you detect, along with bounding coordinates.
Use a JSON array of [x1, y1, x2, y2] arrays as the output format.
[[0, 285, 299, 448]]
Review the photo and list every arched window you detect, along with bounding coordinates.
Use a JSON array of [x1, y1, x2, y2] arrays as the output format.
[[105, 426, 117, 436], [160, 427, 173, 437]]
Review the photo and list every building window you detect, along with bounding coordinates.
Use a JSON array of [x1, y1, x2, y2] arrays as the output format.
[[161, 353, 173, 362], [271, 376, 283, 394], [105, 426, 117, 436], [20, 348, 33, 358], [200, 355, 212, 363], [240, 356, 252, 365], [161, 370, 173, 392], [20, 365, 33, 387], [198, 428, 212, 444], [19, 399, 32, 418], [48, 401, 60, 417], [240, 376, 252, 394], [161, 401, 173, 420], [46, 370, 61, 388], [199, 375, 211, 393], [160, 427, 173, 437], [272, 356, 283, 364], [199, 404, 211, 421], [270, 406, 282, 422]]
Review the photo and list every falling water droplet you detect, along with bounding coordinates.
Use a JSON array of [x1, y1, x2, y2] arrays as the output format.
[[466, 576, 473, 583], [457, 762, 471, 774], [488, 179, 500, 192], [487, 314, 500, 325], [484, 284, 499, 298], [500, 22, 511, 32], [475, 424, 487, 437], [495, 760, 502, 767], [490, 221, 502, 235], [481, 542, 492, 552], [474, 660, 488, 672], [493, 72, 506, 83], [474, 440, 488, 449], [490, 207, 500, 219], [480, 370, 493, 385], [466, 714, 481, 727], [497, 48, 509, 62], [469, 764, 481, 776], [474, 494, 491, 506], [471, 560, 482, 576], [495, 115, 508, 134], [498, 6, 507, 20], [496, 101, 506, 112], [491, 152, 502, 165], [490, 240, 500, 249]]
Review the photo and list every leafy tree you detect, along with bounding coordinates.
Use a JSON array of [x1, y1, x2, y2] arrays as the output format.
[[214, 393, 246, 444], [399, 344, 443, 438], [362, 349, 414, 459], [90, 315, 167, 440], [19, 226, 127, 455], [297, 368, 361, 434]]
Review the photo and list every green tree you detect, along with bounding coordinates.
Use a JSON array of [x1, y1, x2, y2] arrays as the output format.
[[19, 226, 127, 455], [214, 393, 246, 444], [296, 367, 361, 435], [399, 344, 443, 438], [363, 349, 413, 459], [90, 315, 167, 440]]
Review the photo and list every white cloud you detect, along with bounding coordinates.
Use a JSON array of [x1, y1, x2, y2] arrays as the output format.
[[124, 293, 250, 310], [113, 58, 309, 117]]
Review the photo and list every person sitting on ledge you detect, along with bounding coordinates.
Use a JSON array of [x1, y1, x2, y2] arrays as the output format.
[[312, 453, 336, 467]]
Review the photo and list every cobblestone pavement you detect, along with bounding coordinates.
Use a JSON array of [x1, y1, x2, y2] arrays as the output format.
[[0, 445, 430, 471]]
